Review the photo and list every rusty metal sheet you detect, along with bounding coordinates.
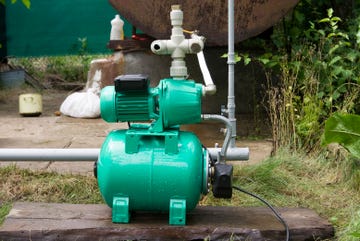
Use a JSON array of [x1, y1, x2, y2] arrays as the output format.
[[109, 0, 299, 46]]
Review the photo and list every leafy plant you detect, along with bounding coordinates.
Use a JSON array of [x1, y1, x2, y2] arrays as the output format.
[[250, 5, 360, 153], [323, 113, 360, 159]]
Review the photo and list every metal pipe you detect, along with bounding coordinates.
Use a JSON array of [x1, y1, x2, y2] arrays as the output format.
[[202, 114, 249, 162], [208, 147, 249, 161], [202, 114, 232, 162], [0, 148, 99, 161], [227, 0, 237, 147]]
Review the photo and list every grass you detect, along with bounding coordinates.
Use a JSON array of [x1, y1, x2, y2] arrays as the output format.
[[1, 148, 359, 240], [0, 165, 103, 225], [8, 54, 107, 83], [200, 148, 360, 240]]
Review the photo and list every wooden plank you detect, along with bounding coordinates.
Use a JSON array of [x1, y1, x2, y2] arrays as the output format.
[[0, 202, 334, 241]]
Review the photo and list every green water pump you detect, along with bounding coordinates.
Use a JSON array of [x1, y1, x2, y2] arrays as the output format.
[[95, 5, 234, 226], [97, 75, 210, 225]]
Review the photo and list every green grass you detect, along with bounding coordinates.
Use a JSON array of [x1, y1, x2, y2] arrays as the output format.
[[0, 203, 12, 225], [200, 148, 360, 240], [1, 148, 359, 239], [8, 54, 107, 83]]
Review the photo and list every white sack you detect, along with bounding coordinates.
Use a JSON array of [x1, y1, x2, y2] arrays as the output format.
[[60, 90, 100, 118]]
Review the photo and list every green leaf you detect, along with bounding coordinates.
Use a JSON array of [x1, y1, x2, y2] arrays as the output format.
[[332, 91, 341, 101], [21, 0, 30, 9], [244, 56, 251, 66], [318, 29, 325, 37], [0, 0, 5, 5], [258, 58, 270, 65], [235, 55, 242, 63], [327, 8, 334, 18], [329, 44, 340, 55], [329, 56, 342, 66], [317, 91, 325, 98], [294, 10, 305, 23], [331, 17, 341, 22], [331, 66, 343, 76], [322, 113, 360, 159], [349, 232, 360, 238], [319, 18, 330, 23], [345, 51, 358, 62], [327, 32, 336, 38]]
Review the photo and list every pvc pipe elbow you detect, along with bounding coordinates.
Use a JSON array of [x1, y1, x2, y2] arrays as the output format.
[[203, 84, 217, 95]]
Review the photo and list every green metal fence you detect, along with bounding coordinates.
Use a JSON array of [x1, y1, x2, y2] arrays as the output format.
[[1, 0, 133, 57]]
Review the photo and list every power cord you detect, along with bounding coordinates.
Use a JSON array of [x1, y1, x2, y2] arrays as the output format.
[[232, 185, 290, 241]]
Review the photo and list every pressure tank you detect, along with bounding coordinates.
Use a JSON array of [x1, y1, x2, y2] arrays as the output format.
[[97, 128, 209, 224]]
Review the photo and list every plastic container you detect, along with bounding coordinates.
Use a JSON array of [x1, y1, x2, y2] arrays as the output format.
[[19, 93, 42, 117], [110, 14, 124, 40]]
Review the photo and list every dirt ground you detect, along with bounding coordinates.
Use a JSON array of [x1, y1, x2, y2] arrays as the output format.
[[0, 86, 273, 175]]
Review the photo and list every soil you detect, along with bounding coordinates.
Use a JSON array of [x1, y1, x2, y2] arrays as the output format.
[[0, 85, 273, 175]]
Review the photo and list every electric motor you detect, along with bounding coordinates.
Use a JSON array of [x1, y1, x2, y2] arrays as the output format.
[[100, 74, 203, 132]]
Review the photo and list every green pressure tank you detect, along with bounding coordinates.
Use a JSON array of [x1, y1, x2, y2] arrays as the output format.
[[97, 129, 208, 225], [96, 75, 210, 225]]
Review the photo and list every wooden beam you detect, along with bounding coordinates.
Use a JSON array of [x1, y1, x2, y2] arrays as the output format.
[[0, 202, 334, 240]]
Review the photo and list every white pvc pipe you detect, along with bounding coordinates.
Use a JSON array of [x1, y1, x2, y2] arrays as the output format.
[[197, 51, 216, 95], [0, 148, 99, 161]]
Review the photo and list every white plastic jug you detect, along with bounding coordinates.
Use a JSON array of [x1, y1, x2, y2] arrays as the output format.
[[110, 14, 124, 40]]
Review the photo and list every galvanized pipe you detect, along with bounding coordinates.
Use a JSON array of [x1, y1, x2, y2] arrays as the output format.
[[0, 148, 99, 161], [202, 114, 231, 161], [202, 114, 249, 162], [227, 0, 237, 148], [208, 147, 249, 161]]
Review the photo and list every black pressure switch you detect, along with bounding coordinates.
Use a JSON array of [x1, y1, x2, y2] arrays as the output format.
[[114, 74, 149, 93], [212, 163, 233, 198]]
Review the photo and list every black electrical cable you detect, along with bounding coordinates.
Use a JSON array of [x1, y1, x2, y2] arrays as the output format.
[[232, 185, 290, 241]]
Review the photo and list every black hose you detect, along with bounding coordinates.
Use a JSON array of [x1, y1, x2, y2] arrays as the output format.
[[232, 185, 290, 241]]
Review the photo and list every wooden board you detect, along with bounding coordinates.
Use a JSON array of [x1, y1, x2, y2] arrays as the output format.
[[109, 0, 300, 46], [0, 202, 333, 240]]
